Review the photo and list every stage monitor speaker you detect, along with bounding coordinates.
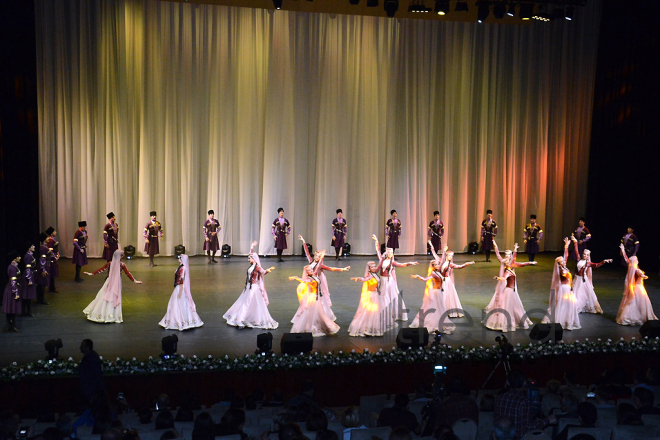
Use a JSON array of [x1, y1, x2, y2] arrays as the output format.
[[302, 243, 313, 257], [396, 328, 429, 349], [640, 321, 660, 338], [529, 323, 563, 342], [281, 333, 313, 354], [343, 243, 351, 256], [468, 242, 479, 254]]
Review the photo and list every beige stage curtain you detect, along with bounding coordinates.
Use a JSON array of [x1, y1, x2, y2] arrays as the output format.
[[35, 0, 601, 257]]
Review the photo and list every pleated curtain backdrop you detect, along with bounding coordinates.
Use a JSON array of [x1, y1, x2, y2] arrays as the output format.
[[35, 0, 601, 257]]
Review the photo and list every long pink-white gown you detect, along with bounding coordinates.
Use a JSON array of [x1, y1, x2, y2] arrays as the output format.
[[348, 274, 389, 337], [573, 272, 603, 314], [291, 279, 339, 337], [484, 269, 532, 332], [160, 255, 204, 330], [616, 269, 657, 326], [224, 263, 278, 329], [409, 274, 455, 334]]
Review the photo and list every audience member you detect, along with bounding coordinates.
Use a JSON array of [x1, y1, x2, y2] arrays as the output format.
[[193, 412, 214, 430], [377, 394, 419, 434], [154, 411, 175, 431], [340, 407, 366, 440], [214, 407, 246, 440], [553, 402, 597, 440], [491, 416, 515, 440], [79, 339, 105, 405], [175, 406, 194, 422], [155, 395, 170, 412], [616, 402, 642, 426], [389, 427, 412, 440], [306, 410, 328, 432], [287, 381, 321, 422], [273, 411, 295, 433], [278, 424, 303, 440], [435, 378, 478, 428], [541, 380, 562, 416], [137, 408, 153, 425], [634, 386, 660, 415], [493, 371, 553, 439]]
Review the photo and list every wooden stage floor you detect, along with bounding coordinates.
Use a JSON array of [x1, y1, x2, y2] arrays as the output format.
[[1, 252, 657, 367]]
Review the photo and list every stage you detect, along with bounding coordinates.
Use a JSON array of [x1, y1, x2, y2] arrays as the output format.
[[1, 253, 656, 367]]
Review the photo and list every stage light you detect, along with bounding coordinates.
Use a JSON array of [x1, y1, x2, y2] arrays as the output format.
[[221, 244, 231, 258], [477, 2, 489, 23], [384, 0, 398, 17], [532, 5, 550, 21], [493, 3, 506, 19], [272, 0, 282, 10], [303, 242, 313, 257], [565, 6, 574, 21], [124, 245, 135, 260], [161, 334, 178, 359], [519, 3, 533, 20], [367, 0, 378, 6], [174, 245, 185, 256], [349, 0, 360, 5], [468, 242, 479, 255], [434, 0, 449, 15], [455, 0, 468, 12], [408, 0, 429, 13], [256, 332, 273, 355], [507, 3, 515, 17], [45, 339, 63, 361], [342, 243, 351, 257]]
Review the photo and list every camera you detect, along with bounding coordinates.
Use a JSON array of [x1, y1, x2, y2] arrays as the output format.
[[18, 427, 29, 439], [495, 335, 514, 357], [433, 364, 447, 375]]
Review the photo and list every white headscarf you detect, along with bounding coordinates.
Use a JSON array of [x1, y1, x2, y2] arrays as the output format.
[[577, 249, 593, 283], [623, 256, 640, 307], [103, 250, 124, 306]]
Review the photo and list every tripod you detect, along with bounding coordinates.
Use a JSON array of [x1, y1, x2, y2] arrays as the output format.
[[480, 353, 511, 391]]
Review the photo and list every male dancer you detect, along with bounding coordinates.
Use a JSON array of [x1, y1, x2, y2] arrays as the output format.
[[21, 242, 37, 317], [272, 208, 291, 262], [73, 221, 88, 282], [427, 211, 444, 254], [331, 209, 347, 260], [571, 217, 591, 260], [385, 210, 401, 253], [36, 233, 51, 305], [621, 227, 639, 266], [523, 215, 543, 262], [143, 211, 164, 267], [203, 210, 221, 264], [103, 212, 119, 262], [481, 210, 497, 262], [45, 227, 59, 293], [3, 251, 22, 332]]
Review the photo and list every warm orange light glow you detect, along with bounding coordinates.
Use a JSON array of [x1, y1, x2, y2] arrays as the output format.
[[360, 278, 379, 312]]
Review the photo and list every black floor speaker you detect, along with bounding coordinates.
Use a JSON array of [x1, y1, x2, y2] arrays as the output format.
[[280, 333, 313, 354], [640, 321, 660, 338], [529, 323, 563, 342], [396, 328, 429, 349]]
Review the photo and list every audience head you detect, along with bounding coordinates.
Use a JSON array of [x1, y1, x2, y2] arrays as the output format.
[[273, 411, 295, 432], [491, 416, 515, 440], [175, 406, 194, 422], [480, 394, 495, 412], [340, 407, 360, 429], [634, 386, 655, 408], [393, 393, 410, 410], [159, 430, 178, 440], [101, 428, 123, 440], [278, 423, 303, 440], [138, 408, 153, 424], [546, 380, 560, 394], [80, 339, 94, 354], [221, 408, 246, 433], [156, 394, 170, 412], [506, 371, 526, 389], [577, 402, 597, 427], [315, 429, 339, 440], [193, 412, 214, 430], [616, 402, 642, 426], [306, 410, 328, 432], [389, 427, 412, 440], [154, 411, 174, 431], [191, 427, 213, 440]]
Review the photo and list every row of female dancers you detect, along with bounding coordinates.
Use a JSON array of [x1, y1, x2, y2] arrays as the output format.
[[76, 233, 656, 337]]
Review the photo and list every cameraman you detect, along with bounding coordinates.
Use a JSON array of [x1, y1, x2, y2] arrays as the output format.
[[434, 378, 479, 428], [493, 371, 555, 439]]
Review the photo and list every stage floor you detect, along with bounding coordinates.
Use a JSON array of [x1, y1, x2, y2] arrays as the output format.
[[1, 253, 657, 367]]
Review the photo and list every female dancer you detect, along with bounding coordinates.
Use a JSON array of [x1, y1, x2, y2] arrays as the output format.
[[483, 249, 535, 332], [299, 235, 351, 321], [542, 238, 580, 330], [428, 243, 475, 318], [289, 251, 342, 337], [372, 235, 418, 322], [572, 236, 612, 314], [409, 259, 455, 335], [348, 262, 388, 337], [223, 241, 278, 329], [83, 250, 142, 323], [485, 240, 518, 313], [616, 243, 657, 326], [160, 254, 204, 331]]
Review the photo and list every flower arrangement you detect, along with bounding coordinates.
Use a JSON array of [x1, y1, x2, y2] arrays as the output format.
[[1, 337, 656, 382]]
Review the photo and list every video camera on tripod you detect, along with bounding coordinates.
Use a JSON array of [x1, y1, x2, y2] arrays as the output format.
[[419, 363, 448, 436]]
